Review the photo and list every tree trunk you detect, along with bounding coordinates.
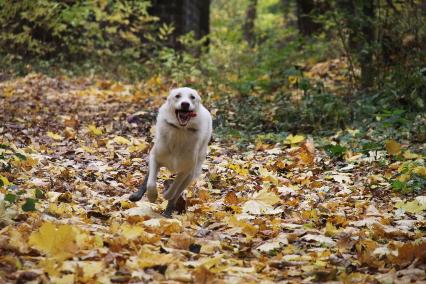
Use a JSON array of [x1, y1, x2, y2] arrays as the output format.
[[359, 1, 375, 89], [296, 0, 322, 35], [337, 0, 375, 89], [243, 0, 257, 47]]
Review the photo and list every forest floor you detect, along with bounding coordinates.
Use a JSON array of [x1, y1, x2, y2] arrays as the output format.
[[0, 73, 425, 283]]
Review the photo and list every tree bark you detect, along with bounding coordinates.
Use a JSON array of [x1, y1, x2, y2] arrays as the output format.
[[243, 0, 258, 47], [337, 0, 375, 89], [296, 0, 322, 35], [359, 1, 375, 89]]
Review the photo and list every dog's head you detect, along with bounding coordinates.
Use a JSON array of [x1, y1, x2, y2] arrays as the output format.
[[167, 87, 201, 127]]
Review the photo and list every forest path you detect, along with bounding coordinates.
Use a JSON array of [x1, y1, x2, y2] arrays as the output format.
[[0, 74, 425, 283]]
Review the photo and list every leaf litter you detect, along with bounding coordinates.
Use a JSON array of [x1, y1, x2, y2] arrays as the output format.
[[0, 73, 425, 283]]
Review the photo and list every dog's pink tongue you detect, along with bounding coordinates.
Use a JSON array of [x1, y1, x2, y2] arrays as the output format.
[[189, 112, 197, 117]]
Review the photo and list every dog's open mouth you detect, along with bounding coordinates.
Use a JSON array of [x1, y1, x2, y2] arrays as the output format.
[[176, 110, 196, 126]]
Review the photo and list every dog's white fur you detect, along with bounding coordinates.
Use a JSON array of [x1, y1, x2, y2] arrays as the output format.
[[144, 87, 212, 212]]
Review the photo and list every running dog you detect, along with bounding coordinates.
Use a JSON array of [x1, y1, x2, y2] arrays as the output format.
[[129, 87, 212, 217]]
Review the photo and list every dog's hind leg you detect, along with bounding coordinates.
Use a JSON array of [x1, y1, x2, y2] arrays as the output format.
[[163, 173, 191, 200], [129, 172, 149, 202], [162, 174, 193, 218]]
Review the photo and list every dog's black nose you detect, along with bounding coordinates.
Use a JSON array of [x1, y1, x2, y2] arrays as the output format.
[[181, 102, 190, 110]]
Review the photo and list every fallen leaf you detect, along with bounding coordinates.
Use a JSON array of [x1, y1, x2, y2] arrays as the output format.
[[256, 233, 288, 252], [395, 199, 426, 214], [301, 234, 335, 246], [224, 191, 239, 205], [285, 134, 305, 145], [47, 131, 64, 141], [28, 223, 78, 259], [81, 261, 104, 280], [385, 140, 401, 155], [192, 265, 215, 284], [113, 136, 131, 145], [87, 124, 103, 136], [127, 247, 175, 269], [242, 189, 282, 215]]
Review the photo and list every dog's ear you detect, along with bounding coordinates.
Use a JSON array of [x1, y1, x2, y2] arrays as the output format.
[[193, 90, 202, 102], [167, 89, 176, 102]]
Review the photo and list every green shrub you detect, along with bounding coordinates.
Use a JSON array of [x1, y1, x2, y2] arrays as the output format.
[[0, 0, 155, 61]]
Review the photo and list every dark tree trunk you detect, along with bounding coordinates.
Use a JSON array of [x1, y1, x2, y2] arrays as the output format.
[[149, 0, 210, 50], [359, 1, 375, 89], [199, 1, 210, 44], [337, 0, 376, 89], [243, 0, 257, 47], [296, 0, 322, 35]]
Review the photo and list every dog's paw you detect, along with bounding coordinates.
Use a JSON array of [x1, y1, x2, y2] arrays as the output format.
[[129, 192, 142, 202], [147, 189, 158, 203], [129, 185, 147, 202], [161, 210, 173, 218]]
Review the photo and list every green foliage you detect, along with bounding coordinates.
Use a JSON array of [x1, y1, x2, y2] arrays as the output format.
[[0, 144, 26, 172], [35, 188, 46, 199], [324, 144, 347, 160], [391, 161, 426, 194], [22, 198, 37, 212], [0, 143, 42, 213], [0, 0, 155, 66], [4, 193, 16, 203], [392, 173, 426, 195], [0, 0, 424, 140]]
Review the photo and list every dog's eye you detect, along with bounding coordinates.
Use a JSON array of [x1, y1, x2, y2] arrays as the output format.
[[175, 94, 181, 99], [190, 95, 195, 100]]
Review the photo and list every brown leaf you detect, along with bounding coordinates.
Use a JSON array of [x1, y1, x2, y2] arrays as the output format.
[[385, 140, 401, 155], [167, 233, 193, 250], [192, 265, 215, 284], [224, 191, 239, 205]]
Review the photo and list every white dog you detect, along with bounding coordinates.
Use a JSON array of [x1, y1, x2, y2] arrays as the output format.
[[129, 87, 212, 217]]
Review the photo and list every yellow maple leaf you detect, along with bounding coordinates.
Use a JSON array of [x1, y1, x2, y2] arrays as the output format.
[[28, 223, 78, 259], [398, 173, 411, 182], [413, 166, 426, 177], [253, 189, 281, 205], [111, 83, 125, 92], [288, 76, 299, 86], [143, 218, 182, 236], [38, 259, 61, 277], [403, 150, 420, 160], [8, 230, 29, 253], [385, 140, 401, 155], [129, 247, 175, 269], [395, 200, 426, 214], [128, 142, 149, 153], [228, 163, 249, 176], [0, 175, 10, 187], [226, 215, 258, 237], [50, 274, 74, 284], [81, 261, 104, 280], [47, 131, 64, 141], [87, 124, 103, 136], [120, 223, 145, 240], [80, 145, 97, 154], [146, 75, 162, 87], [113, 136, 131, 145], [325, 222, 339, 237], [3, 86, 15, 97], [258, 167, 279, 184], [242, 189, 282, 215], [284, 134, 305, 145]]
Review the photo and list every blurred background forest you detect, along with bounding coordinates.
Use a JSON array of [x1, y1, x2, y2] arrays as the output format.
[[0, 0, 425, 140]]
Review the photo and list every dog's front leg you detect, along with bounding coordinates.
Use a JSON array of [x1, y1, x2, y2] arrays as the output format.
[[129, 172, 149, 202], [162, 174, 193, 218], [146, 155, 160, 203]]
